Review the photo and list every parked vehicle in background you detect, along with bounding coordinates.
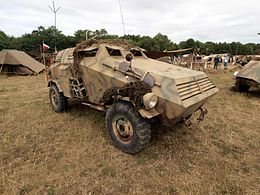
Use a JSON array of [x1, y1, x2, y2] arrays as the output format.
[[233, 60, 260, 92]]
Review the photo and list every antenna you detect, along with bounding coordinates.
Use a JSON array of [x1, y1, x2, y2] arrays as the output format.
[[118, 0, 126, 35], [48, 1, 61, 53]]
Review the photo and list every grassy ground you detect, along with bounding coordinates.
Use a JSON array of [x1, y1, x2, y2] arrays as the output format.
[[0, 72, 259, 194]]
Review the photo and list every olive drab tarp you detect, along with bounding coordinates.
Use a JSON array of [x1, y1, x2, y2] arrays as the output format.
[[0, 50, 45, 75]]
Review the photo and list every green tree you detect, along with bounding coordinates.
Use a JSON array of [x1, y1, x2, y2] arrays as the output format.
[[152, 33, 175, 51], [0, 30, 9, 51], [139, 36, 155, 51], [179, 38, 196, 49], [255, 44, 260, 54], [1, 27, 259, 56], [74, 28, 109, 43]]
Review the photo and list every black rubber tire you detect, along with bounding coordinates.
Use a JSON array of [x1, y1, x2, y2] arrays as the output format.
[[106, 101, 151, 154], [235, 81, 250, 92], [49, 84, 68, 112]]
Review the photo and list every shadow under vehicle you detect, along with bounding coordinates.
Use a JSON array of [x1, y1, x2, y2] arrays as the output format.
[[233, 60, 260, 92], [47, 39, 219, 154]]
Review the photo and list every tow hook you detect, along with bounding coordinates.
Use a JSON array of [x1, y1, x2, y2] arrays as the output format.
[[182, 115, 192, 129], [196, 107, 208, 127]]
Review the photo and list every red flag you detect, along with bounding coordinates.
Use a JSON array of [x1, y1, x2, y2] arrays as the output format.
[[43, 43, 50, 50]]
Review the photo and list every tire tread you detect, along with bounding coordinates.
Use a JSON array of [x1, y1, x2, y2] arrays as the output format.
[[106, 101, 151, 154]]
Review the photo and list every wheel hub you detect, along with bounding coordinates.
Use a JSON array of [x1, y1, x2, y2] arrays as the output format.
[[112, 115, 133, 143], [51, 91, 58, 105]]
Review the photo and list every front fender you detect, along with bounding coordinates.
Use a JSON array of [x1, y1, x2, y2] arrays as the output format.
[[138, 108, 160, 119], [47, 80, 63, 92]]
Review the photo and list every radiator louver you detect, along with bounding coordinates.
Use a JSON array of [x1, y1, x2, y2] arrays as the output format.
[[177, 77, 216, 101]]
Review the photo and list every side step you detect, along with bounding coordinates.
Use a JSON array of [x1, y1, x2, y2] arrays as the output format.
[[82, 102, 106, 111]]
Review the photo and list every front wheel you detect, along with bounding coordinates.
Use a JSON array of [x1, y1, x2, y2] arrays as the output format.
[[106, 101, 151, 154], [49, 84, 68, 112], [235, 81, 250, 92]]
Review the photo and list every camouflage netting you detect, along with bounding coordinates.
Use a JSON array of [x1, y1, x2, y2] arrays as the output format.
[[101, 81, 151, 109], [75, 39, 133, 51]]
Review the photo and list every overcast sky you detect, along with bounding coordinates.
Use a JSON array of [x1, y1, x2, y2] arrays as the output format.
[[1, 0, 260, 44]]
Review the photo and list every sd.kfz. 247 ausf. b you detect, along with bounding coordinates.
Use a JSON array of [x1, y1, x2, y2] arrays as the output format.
[[47, 40, 219, 154]]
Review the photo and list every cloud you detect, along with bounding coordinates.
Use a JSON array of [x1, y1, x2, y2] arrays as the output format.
[[0, 0, 260, 43]]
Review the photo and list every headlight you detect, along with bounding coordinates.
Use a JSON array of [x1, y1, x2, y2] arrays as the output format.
[[143, 93, 158, 110]]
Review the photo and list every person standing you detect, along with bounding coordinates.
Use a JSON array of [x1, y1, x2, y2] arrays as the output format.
[[214, 56, 219, 69], [224, 56, 229, 70]]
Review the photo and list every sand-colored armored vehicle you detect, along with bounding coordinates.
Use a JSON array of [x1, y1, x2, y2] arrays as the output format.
[[47, 39, 219, 154], [233, 60, 260, 92]]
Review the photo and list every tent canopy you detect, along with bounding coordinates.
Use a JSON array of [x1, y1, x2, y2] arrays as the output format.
[[0, 49, 45, 75], [144, 48, 194, 59]]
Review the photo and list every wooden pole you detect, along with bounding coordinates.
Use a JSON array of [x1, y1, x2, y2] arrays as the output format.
[[42, 42, 48, 81], [190, 51, 194, 70], [0, 64, 3, 73]]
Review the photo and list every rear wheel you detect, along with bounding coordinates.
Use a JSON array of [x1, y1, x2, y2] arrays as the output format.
[[49, 84, 68, 112], [106, 101, 151, 154], [235, 81, 250, 92]]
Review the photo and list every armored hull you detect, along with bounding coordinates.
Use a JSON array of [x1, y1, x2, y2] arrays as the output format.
[[48, 40, 219, 153]]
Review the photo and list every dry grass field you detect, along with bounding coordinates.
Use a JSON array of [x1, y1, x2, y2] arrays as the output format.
[[0, 71, 259, 194]]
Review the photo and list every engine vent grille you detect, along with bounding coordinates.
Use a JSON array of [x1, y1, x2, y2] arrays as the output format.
[[177, 77, 216, 101]]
